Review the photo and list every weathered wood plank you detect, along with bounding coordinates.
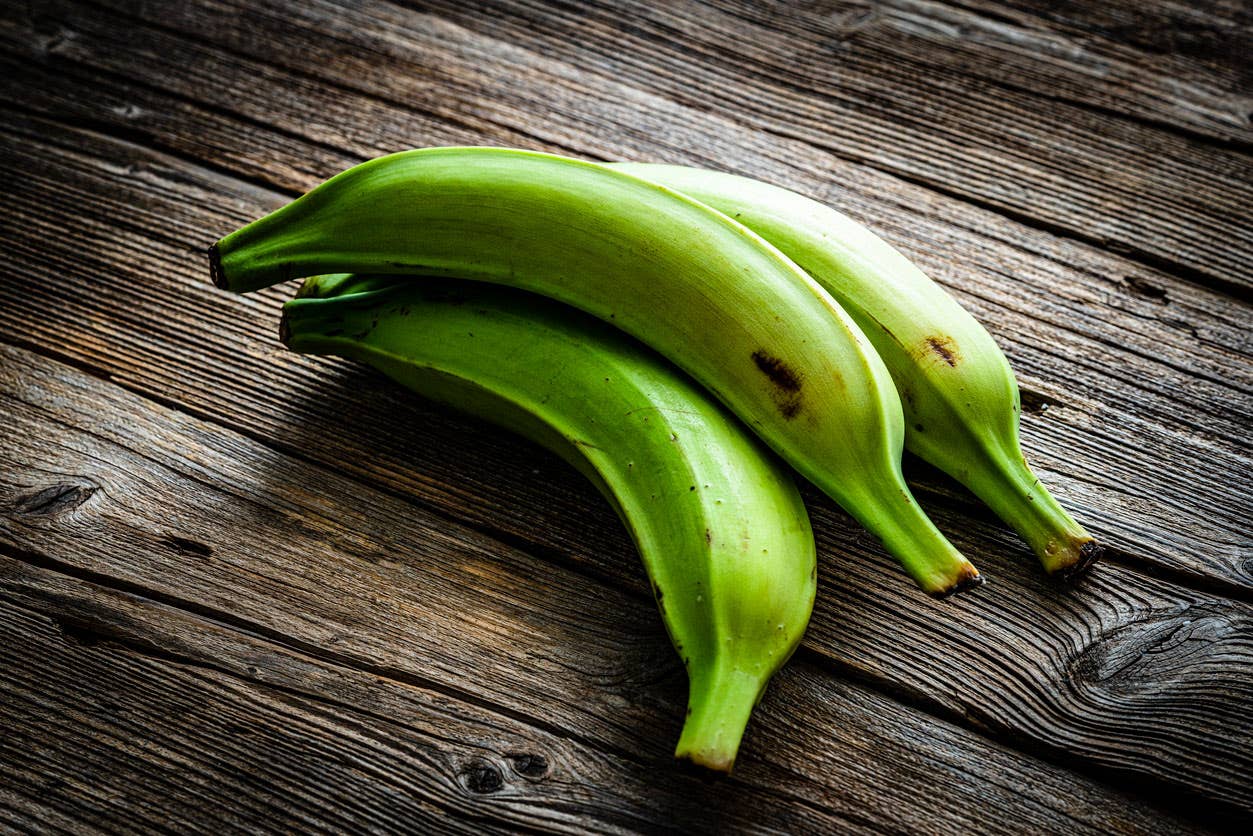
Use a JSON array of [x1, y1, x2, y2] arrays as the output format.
[[975, 0, 1253, 96], [0, 118, 1251, 817], [95, 0, 1252, 290], [706, 0, 1253, 145], [0, 349, 1198, 834], [0, 565, 833, 835], [2, 20, 1249, 589]]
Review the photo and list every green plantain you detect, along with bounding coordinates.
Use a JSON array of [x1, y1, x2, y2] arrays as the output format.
[[282, 275, 817, 772]]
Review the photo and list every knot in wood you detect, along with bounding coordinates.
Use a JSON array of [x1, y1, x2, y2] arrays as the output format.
[[509, 752, 548, 779], [12, 482, 97, 517], [461, 759, 504, 794], [1069, 604, 1246, 697]]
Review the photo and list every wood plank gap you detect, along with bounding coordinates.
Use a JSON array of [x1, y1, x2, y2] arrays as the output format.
[[0, 322, 657, 598], [782, 642, 1228, 833], [89, 0, 1241, 303], [7, 321, 1250, 615], [0, 590, 587, 803], [700, 0, 1251, 153], [1, 541, 1133, 835], [869, 0, 1253, 154], [1096, 544, 1253, 608], [32, 60, 363, 192], [895, 469, 1253, 606], [2, 97, 304, 206], [3, 506, 1230, 831], [962, 268, 1253, 399]]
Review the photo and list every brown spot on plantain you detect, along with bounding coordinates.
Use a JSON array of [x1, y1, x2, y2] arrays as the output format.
[[925, 336, 959, 367], [751, 351, 801, 391], [751, 350, 804, 419]]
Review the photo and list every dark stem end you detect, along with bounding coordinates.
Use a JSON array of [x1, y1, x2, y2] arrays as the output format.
[[278, 307, 292, 348], [1055, 540, 1103, 582], [930, 565, 985, 599], [207, 242, 228, 289], [673, 752, 733, 779]]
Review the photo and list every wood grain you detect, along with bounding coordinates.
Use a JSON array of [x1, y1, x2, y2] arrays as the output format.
[[0, 347, 1199, 834], [23, 0, 1246, 294], [705, 0, 1253, 145], [0, 113, 1250, 819], [3, 0, 1252, 828], [161, 0, 1249, 291], [2, 13, 1249, 589]]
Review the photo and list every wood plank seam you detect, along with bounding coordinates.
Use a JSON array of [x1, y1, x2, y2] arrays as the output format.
[[403, 0, 1253, 290], [718, 0, 1253, 151], [1, 514, 1229, 831], [0, 585, 926, 833], [72, 0, 593, 164], [5, 315, 1250, 611], [748, 119, 1253, 305]]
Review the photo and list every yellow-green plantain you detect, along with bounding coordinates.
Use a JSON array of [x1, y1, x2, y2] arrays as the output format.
[[282, 275, 817, 773], [210, 147, 980, 595], [612, 164, 1100, 576]]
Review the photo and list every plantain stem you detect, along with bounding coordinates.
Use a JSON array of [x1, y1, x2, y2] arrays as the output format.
[[675, 664, 767, 774], [850, 485, 983, 598], [964, 449, 1102, 578]]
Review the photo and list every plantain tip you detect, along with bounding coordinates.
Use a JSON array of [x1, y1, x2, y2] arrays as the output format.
[[278, 308, 292, 348], [207, 242, 228, 289], [1056, 540, 1103, 582], [674, 752, 734, 779]]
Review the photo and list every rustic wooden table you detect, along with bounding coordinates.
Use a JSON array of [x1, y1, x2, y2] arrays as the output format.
[[2, 0, 1250, 832]]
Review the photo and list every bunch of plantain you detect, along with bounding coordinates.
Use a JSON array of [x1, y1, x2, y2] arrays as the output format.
[[208, 147, 1101, 772]]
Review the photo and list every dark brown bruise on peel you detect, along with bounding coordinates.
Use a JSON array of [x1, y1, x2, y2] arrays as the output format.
[[1056, 541, 1103, 581], [751, 350, 804, 419], [751, 350, 801, 391], [930, 564, 985, 599], [926, 336, 958, 367]]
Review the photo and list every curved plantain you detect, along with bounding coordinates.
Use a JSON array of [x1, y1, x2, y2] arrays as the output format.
[[282, 275, 817, 773], [210, 147, 980, 595], [612, 164, 1100, 576]]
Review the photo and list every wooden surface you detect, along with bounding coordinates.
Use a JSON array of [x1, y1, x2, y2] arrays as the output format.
[[1, 0, 1250, 832]]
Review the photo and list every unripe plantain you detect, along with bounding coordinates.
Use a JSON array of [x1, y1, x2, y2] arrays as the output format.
[[210, 147, 980, 595], [283, 276, 817, 772], [612, 164, 1100, 576]]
